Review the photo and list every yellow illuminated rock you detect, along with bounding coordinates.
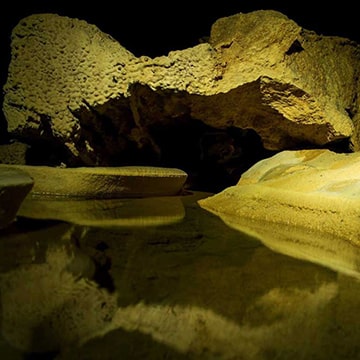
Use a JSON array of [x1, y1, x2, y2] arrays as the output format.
[[3, 10, 358, 168], [0, 164, 187, 199], [198, 149, 360, 258]]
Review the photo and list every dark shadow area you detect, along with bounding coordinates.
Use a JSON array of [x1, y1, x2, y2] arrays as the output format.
[[61, 327, 192, 359], [150, 119, 275, 192], [69, 98, 161, 167], [0, 112, 8, 144], [24, 139, 77, 167], [23, 351, 59, 360]]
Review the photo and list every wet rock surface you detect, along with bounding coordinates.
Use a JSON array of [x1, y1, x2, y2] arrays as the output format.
[[0, 163, 188, 230], [198, 149, 360, 258]]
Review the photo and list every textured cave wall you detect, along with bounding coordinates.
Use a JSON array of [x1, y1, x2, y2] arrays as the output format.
[[2, 14, 137, 165], [205, 10, 359, 148], [2, 10, 360, 174]]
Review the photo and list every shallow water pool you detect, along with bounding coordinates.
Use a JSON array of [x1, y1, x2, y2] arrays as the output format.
[[1, 191, 359, 359]]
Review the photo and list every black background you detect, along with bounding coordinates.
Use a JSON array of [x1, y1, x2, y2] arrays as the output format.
[[0, 1, 359, 133]]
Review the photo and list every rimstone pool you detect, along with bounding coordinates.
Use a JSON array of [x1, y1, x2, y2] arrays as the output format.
[[1, 190, 360, 360]]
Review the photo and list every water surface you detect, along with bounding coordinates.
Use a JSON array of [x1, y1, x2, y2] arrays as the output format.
[[1, 191, 359, 359]]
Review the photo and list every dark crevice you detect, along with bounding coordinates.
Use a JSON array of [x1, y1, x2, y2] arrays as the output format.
[[285, 39, 304, 55], [24, 138, 74, 166]]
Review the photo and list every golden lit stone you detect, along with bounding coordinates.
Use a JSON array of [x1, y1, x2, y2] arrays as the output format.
[[198, 149, 360, 267], [0, 164, 188, 199]]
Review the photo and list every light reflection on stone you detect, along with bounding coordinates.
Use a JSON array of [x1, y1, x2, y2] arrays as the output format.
[[220, 215, 360, 280], [75, 283, 338, 359], [1, 192, 360, 359], [0, 243, 117, 353], [17, 195, 186, 228]]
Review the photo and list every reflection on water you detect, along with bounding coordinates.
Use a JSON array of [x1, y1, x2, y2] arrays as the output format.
[[221, 214, 360, 280], [17, 195, 186, 228], [1, 191, 360, 359]]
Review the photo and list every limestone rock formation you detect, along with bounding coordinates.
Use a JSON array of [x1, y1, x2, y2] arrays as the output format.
[[0, 167, 34, 229], [198, 149, 360, 256], [0, 164, 188, 198], [2, 10, 360, 175]]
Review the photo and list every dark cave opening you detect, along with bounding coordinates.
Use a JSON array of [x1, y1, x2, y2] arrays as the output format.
[[148, 118, 275, 193]]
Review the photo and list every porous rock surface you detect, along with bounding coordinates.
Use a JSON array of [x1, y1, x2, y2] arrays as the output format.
[[198, 149, 360, 250], [2, 10, 360, 169]]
